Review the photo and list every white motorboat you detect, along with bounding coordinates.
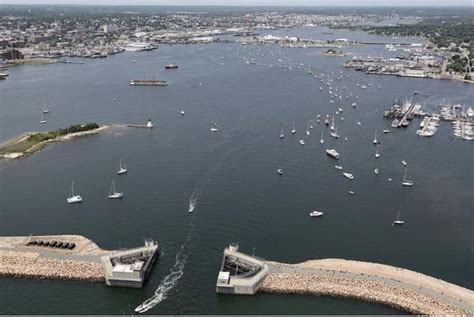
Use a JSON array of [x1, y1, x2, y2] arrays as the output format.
[[401, 160, 407, 166], [310, 211, 324, 217], [66, 181, 83, 204], [383, 129, 390, 133], [180, 110, 185, 115], [343, 172, 354, 180], [210, 127, 218, 132], [299, 139, 305, 145], [374, 168, 379, 175], [334, 165, 343, 170], [326, 149, 340, 159], [277, 168, 283, 175], [108, 179, 124, 199], [117, 160, 128, 175], [393, 210, 405, 225]]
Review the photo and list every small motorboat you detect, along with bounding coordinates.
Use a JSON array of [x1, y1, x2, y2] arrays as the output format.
[[277, 168, 283, 175], [299, 139, 305, 145], [210, 127, 218, 132], [180, 110, 185, 115], [165, 64, 178, 69], [310, 211, 324, 217], [348, 190, 355, 195], [343, 172, 354, 180], [401, 160, 407, 166]]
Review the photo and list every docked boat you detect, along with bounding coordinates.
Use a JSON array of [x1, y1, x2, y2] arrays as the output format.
[[374, 168, 379, 175], [309, 211, 324, 217], [66, 181, 83, 204], [117, 160, 128, 175], [401, 167, 414, 186], [326, 149, 340, 159], [210, 127, 218, 132], [108, 179, 124, 199], [343, 172, 354, 180], [165, 64, 178, 69], [42, 105, 50, 114], [393, 210, 405, 225], [401, 160, 407, 166]]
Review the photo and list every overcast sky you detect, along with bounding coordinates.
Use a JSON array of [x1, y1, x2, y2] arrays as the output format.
[[2, 0, 472, 6]]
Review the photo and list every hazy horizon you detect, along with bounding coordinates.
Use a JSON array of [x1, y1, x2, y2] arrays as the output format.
[[1, 0, 472, 7]]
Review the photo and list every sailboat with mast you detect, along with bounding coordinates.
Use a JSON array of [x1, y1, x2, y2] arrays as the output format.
[[108, 179, 124, 199], [393, 210, 405, 225], [66, 181, 83, 204], [320, 130, 324, 144], [291, 122, 296, 134], [375, 145, 380, 158], [373, 130, 378, 144], [40, 112, 47, 124], [402, 167, 414, 186], [117, 160, 128, 175]]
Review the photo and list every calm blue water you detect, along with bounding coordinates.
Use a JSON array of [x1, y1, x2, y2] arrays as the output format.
[[0, 26, 472, 314]]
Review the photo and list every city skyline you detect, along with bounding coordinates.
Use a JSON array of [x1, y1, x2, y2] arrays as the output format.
[[2, 0, 472, 6]]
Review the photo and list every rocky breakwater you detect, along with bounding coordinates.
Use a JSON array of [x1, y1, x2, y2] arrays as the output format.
[[0, 250, 104, 282], [260, 260, 473, 315]]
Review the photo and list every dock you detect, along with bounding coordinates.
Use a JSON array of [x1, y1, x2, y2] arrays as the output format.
[[0, 235, 159, 288], [215, 244, 474, 315]]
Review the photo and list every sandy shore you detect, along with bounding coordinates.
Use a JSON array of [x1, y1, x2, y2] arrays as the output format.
[[1, 125, 110, 160], [261, 260, 473, 315]]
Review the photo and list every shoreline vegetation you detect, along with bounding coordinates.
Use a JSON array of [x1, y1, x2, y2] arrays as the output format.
[[0, 123, 108, 159]]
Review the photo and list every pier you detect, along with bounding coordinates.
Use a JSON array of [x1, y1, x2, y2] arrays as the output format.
[[0, 235, 159, 288], [215, 245, 474, 315]]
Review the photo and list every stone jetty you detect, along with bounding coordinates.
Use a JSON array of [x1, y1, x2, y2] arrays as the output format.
[[260, 259, 473, 315]]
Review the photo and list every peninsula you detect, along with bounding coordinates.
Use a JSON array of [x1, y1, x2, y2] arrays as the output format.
[[0, 123, 107, 159]]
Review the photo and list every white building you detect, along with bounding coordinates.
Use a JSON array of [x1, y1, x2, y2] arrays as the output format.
[[103, 25, 119, 34]]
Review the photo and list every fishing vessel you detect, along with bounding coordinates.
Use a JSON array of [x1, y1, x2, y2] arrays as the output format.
[[393, 210, 405, 225], [335, 165, 343, 170], [108, 179, 124, 199], [309, 211, 324, 217], [117, 160, 128, 175], [326, 149, 340, 159], [402, 168, 414, 186], [66, 181, 83, 204]]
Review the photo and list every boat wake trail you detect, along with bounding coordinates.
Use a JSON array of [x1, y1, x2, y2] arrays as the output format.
[[188, 187, 201, 213], [134, 235, 190, 314]]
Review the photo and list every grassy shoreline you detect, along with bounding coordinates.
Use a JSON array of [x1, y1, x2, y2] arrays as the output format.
[[0, 123, 108, 159]]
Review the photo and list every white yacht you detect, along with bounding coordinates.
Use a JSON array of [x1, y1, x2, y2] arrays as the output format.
[[393, 210, 405, 225], [40, 113, 47, 124], [66, 181, 83, 204], [108, 179, 124, 199], [402, 168, 414, 186], [309, 211, 324, 217], [117, 160, 128, 175], [343, 172, 354, 180], [42, 105, 50, 113], [326, 149, 340, 159]]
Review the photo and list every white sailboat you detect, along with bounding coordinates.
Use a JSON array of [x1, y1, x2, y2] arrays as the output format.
[[117, 160, 128, 175], [40, 113, 47, 124], [393, 210, 405, 225], [66, 181, 83, 204], [291, 122, 296, 134], [402, 167, 414, 186], [320, 130, 324, 144], [108, 179, 124, 199], [373, 130, 378, 144], [375, 145, 380, 159], [330, 116, 336, 131], [42, 104, 50, 114]]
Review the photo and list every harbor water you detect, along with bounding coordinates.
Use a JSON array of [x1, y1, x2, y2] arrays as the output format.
[[0, 26, 472, 314]]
